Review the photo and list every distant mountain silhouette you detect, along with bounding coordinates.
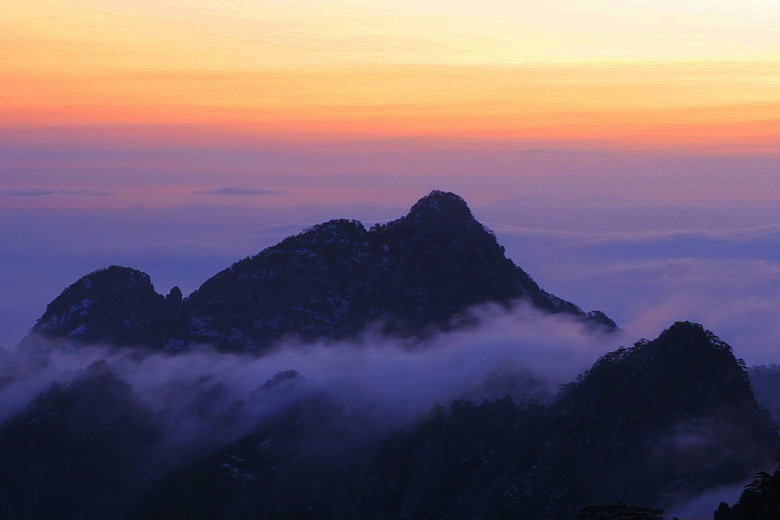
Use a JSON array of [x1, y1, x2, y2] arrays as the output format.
[[129, 322, 780, 520], [27, 191, 615, 352]]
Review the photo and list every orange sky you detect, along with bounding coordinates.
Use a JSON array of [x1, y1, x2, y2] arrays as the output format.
[[2, 1, 779, 153]]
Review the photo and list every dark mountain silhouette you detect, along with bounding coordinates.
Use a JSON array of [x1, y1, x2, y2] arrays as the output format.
[[9, 192, 775, 520], [504, 321, 779, 517], [750, 364, 780, 425], [27, 191, 615, 352], [714, 460, 780, 520], [30, 266, 181, 346], [128, 322, 780, 520], [0, 361, 159, 520], [573, 503, 665, 520]]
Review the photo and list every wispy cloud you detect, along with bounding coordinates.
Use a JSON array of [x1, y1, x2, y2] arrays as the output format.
[[1, 188, 114, 197], [194, 187, 289, 196]]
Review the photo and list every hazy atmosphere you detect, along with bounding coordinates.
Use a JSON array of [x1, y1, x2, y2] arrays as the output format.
[[2, 192, 777, 364], [1, 1, 778, 519]]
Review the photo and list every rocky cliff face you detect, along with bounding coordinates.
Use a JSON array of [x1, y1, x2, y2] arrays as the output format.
[[26, 191, 615, 352]]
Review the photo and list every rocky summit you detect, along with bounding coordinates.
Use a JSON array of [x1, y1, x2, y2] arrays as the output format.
[[27, 191, 616, 352]]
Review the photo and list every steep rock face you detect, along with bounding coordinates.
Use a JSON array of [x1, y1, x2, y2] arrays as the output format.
[[128, 323, 780, 520], [30, 266, 178, 346], [163, 191, 614, 351]]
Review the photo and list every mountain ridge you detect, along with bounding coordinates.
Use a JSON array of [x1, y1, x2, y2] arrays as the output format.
[[27, 191, 616, 352], [127, 321, 780, 520]]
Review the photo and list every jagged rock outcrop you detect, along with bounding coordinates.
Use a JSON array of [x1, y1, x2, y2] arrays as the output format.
[[26, 191, 615, 352]]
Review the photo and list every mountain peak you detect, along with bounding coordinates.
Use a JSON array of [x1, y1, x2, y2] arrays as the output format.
[[80, 265, 151, 290], [31, 265, 167, 346], [406, 190, 475, 224], [26, 191, 617, 351], [568, 321, 751, 419], [659, 320, 707, 339], [654, 320, 732, 356]]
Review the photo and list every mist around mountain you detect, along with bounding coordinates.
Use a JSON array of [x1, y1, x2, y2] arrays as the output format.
[[0, 192, 777, 519], [3, 193, 775, 364], [0, 361, 158, 519], [1, 320, 777, 519], [26, 191, 615, 353], [715, 460, 780, 520]]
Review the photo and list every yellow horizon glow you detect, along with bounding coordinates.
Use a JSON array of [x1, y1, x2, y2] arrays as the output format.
[[2, 1, 779, 152]]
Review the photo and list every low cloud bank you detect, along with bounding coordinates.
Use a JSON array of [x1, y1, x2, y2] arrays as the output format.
[[1, 304, 621, 472], [492, 223, 780, 365]]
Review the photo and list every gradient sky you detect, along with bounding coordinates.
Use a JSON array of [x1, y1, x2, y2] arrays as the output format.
[[2, 1, 778, 207], [0, 1, 778, 360], [3, 1, 779, 150]]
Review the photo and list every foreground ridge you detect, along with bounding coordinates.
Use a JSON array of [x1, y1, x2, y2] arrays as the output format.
[[127, 322, 780, 519]]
